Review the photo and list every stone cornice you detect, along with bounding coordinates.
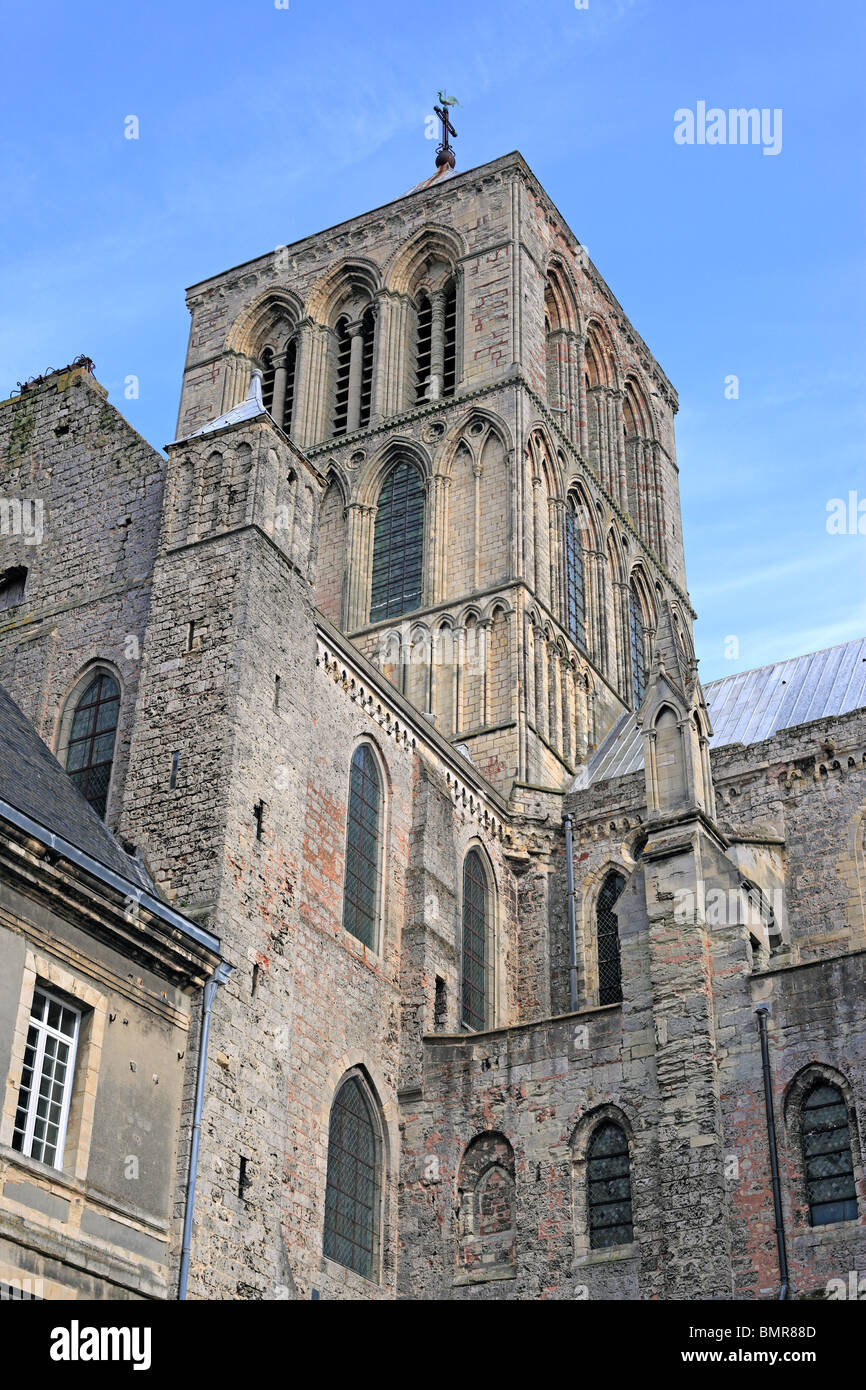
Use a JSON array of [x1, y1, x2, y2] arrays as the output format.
[[315, 612, 511, 837]]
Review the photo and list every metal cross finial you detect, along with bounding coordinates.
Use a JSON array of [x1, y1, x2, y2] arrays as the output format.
[[433, 91, 461, 170]]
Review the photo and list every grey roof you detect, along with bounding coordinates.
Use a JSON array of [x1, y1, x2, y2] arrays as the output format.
[[577, 636, 866, 788], [0, 681, 153, 892], [180, 393, 269, 442], [174, 369, 271, 445]]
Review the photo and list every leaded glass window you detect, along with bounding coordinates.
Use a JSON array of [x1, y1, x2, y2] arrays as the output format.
[[801, 1082, 858, 1226], [629, 581, 647, 707], [565, 497, 587, 649], [342, 745, 382, 949], [462, 849, 489, 1031], [587, 1122, 633, 1249], [65, 672, 120, 818], [323, 1076, 380, 1279], [597, 869, 625, 1006], [12, 988, 81, 1170], [369, 462, 424, 623]]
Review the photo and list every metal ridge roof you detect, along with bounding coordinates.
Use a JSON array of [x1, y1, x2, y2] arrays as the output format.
[[575, 636, 866, 788]]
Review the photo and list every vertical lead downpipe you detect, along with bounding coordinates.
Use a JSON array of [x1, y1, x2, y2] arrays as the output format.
[[755, 1002, 790, 1300], [179, 960, 232, 1301], [564, 814, 578, 1014]]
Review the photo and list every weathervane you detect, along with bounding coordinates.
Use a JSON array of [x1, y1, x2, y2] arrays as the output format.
[[433, 91, 461, 170]]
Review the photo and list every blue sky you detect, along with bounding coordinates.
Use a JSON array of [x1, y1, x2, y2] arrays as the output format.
[[1, 0, 863, 681]]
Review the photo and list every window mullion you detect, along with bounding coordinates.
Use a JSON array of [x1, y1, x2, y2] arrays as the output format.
[[22, 1020, 47, 1158]]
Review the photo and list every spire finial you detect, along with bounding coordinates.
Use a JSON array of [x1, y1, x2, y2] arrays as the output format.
[[434, 91, 461, 170]]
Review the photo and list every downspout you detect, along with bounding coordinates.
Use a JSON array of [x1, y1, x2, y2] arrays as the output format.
[[179, 960, 232, 1301], [755, 1002, 790, 1300], [563, 814, 578, 1014]]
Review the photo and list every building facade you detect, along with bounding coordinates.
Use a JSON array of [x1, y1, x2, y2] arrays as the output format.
[[0, 150, 864, 1300]]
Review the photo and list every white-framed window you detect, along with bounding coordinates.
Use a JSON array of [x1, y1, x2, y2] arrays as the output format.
[[11, 987, 81, 1169]]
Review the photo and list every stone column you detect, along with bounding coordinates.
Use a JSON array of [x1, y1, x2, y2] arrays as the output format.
[[473, 461, 482, 590], [576, 334, 588, 457], [531, 474, 543, 595], [651, 441, 666, 563], [372, 291, 406, 418], [346, 320, 366, 434], [535, 628, 548, 743], [293, 320, 331, 449], [586, 386, 604, 480], [612, 389, 628, 510], [345, 501, 373, 629], [430, 473, 450, 605], [271, 350, 289, 428], [548, 643, 562, 754], [565, 330, 580, 447], [219, 352, 253, 414], [592, 550, 609, 679], [613, 578, 631, 698], [479, 618, 491, 727], [548, 496, 564, 620], [428, 288, 447, 400]]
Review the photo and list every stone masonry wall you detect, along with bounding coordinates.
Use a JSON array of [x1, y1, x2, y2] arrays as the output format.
[[0, 369, 165, 832]]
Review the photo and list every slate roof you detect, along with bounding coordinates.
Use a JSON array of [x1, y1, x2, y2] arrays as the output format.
[[575, 637, 866, 788], [0, 681, 153, 892], [174, 368, 269, 445], [181, 392, 269, 441]]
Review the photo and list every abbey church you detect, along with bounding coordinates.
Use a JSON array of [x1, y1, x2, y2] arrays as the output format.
[[0, 146, 864, 1301]]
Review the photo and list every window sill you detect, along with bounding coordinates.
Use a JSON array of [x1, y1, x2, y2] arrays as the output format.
[[453, 1263, 517, 1286], [0, 1144, 169, 1234], [574, 1241, 639, 1268], [0, 1143, 81, 1194], [791, 1218, 863, 1243], [319, 1255, 383, 1292]]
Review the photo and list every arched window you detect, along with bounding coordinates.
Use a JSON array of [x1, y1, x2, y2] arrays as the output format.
[[587, 1121, 633, 1248], [0, 565, 28, 611], [369, 462, 424, 622], [462, 849, 491, 1030], [281, 338, 298, 434], [415, 292, 432, 402], [323, 1074, 381, 1280], [442, 281, 457, 398], [333, 317, 352, 434], [801, 1082, 858, 1225], [565, 497, 587, 649], [333, 309, 374, 436], [414, 283, 456, 403], [597, 869, 625, 1005], [544, 311, 558, 408], [456, 1132, 516, 1278], [628, 580, 647, 707], [342, 744, 382, 949], [261, 347, 275, 415], [259, 330, 298, 433], [358, 308, 374, 425], [65, 672, 120, 818]]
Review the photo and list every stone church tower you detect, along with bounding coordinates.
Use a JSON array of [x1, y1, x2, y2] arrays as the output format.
[[0, 146, 863, 1302], [173, 149, 689, 799]]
